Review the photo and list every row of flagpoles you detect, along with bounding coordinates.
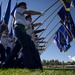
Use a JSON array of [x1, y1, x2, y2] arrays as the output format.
[[39, 0, 75, 54], [0, 0, 75, 55], [52, 0, 75, 53]]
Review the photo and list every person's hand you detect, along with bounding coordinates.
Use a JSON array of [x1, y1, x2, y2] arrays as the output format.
[[40, 22, 44, 25], [40, 12, 44, 16]]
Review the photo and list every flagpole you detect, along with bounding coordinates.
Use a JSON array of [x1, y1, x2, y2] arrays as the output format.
[[44, 22, 60, 39], [38, 22, 60, 49], [39, 14, 57, 37], [60, 20, 72, 38], [40, 30, 60, 54], [32, 0, 60, 24], [45, 34, 54, 49], [41, 40, 53, 55], [36, 3, 62, 30], [10, 0, 19, 30]]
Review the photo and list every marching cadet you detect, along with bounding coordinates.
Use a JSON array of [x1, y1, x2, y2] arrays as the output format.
[[1, 2, 44, 69], [1, 30, 8, 50], [7, 33, 15, 54], [13, 2, 44, 69]]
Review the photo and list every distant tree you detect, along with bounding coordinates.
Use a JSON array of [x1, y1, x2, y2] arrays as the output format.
[[54, 60, 60, 65], [50, 60, 55, 65], [42, 60, 47, 66], [46, 60, 50, 65], [71, 61, 75, 65]]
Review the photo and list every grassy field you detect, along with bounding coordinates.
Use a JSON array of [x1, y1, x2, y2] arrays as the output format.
[[0, 69, 75, 75]]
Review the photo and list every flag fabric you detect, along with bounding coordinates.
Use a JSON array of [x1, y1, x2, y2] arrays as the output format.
[[58, 6, 67, 22], [63, 43, 71, 52], [61, 0, 72, 11], [71, 0, 75, 8], [53, 30, 71, 52], [57, 28, 71, 52], [59, 25, 72, 43], [0, 0, 11, 34], [3, 0, 11, 25], [58, 6, 74, 24], [0, 23, 8, 34], [53, 35, 63, 52], [57, 30, 67, 46], [64, 12, 75, 39], [58, 7, 75, 39], [60, 20, 72, 39], [10, 2, 17, 18], [62, 0, 73, 3]]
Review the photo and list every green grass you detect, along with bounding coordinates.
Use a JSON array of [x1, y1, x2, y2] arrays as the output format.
[[0, 69, 75, 75]]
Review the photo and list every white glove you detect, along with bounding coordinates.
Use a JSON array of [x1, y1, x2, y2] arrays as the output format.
[[40, 22, 44, 25], [40, 12, 44, 16]]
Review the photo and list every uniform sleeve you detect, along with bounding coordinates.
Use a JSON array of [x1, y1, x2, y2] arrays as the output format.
[[16, 7, 26, 14], [26, 20, 31, 27]]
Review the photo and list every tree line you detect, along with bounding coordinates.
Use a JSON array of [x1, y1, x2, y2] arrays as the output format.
[[42, 59, 75, 66]]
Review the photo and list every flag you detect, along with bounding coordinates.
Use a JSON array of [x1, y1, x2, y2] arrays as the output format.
[[58, 8, 73, 38], [57, 29, 71, 52], [64, 43, 71, 52], [59, 25, 72, 43], [58, 6, 67, 22], [0, 23, 8, 33], [10, 2, 18, 18], [53, 34, 63, 52], [61, 0, 72, 11], [64, 12, 75, 39], [57, 30, 67, 47], [3, 0, 11, 25], [0, 0, 11, 34], [64, 11, 74, 25], [71, 0, 75, 8]]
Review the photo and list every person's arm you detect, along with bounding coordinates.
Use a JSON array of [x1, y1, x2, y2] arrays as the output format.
[[35, 37, 45, 40], [31, 23, 42, 27], [23, 10, 42, 15]]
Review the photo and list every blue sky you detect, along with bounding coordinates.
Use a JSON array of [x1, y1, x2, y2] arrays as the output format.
[[0, 0, 75, 62]]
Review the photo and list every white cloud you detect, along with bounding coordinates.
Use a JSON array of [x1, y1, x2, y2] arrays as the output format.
[[68, 56, 75, 61]]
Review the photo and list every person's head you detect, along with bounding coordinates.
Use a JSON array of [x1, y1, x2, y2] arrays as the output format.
[[25, 15, 32, 22], [17, 2, 27, 9]]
